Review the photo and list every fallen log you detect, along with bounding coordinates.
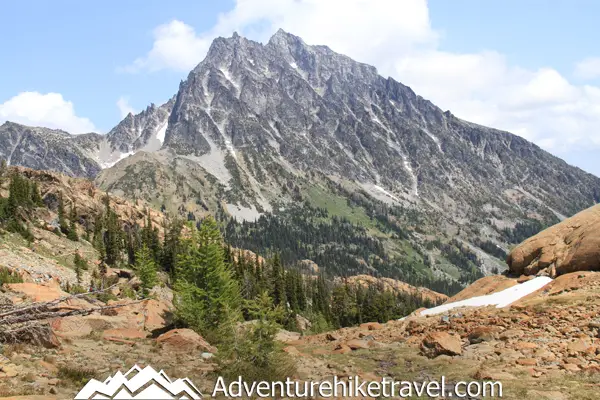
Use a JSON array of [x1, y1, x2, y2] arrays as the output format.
[[0, 284, 143, 347]]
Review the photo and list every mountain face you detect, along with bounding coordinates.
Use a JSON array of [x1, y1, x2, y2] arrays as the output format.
[[2, 29, 600, 290], [161, 29, 599, 217], [0, 98, 174, 176], [0, 122, 102, 178]]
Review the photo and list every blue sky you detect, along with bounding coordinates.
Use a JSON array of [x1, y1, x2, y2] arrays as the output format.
[[1, 0, 599, 175]]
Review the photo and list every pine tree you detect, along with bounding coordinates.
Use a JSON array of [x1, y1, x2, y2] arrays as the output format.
[[30, 182, 43, 206], [174, 217, 241, 335], [67, 204, 79, 241], [269, 254, 286, 308], [73, 253, 87, 285], [58, 192, 69, 235], [0, 159, 7, 185], [217, 292, 296, 382], [103, 195, 122, 266], [135, 244, 158, 296], [162, 217, 183, 274], [92, 211, 105, 258]]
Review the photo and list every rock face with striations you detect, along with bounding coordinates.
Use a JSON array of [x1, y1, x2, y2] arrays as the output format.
[[0, 98, 174, 177], [507, 204, 600, 277]]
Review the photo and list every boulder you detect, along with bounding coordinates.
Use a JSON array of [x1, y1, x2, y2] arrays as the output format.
[[275, 329, 301, 344], [516, 358, 538, 366], [156, 328, 215, 353], [360, 322, 383, 331], [107, 299, 172, 332], [325, 332, 340, 341], [468, 326, 499, 344], [507, 205, 600, 276], [295, 314, 311, 331], [5, 283, 66, 302], [332, 344, 352, 354], [421, 332, 462, 358], [345, 339, 370, 350], [567, 338, 592, 353]]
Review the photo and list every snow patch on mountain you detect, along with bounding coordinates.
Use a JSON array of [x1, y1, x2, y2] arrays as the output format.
[[422, 127, 442, 152], [226, 203, 262, 222], [184, 137, 232, 186], [156, 120, 168, 144], [100, 151, 134, 169], [219, 67, 239, 90], [374, 185, 400, 202], [414, 276, 553, 318]]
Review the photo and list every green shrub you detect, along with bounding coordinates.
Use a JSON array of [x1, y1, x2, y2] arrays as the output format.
[[0, 266, 23, 285]]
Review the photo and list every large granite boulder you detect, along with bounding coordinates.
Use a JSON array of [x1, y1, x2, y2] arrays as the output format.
[[507, 205, 600, 277]]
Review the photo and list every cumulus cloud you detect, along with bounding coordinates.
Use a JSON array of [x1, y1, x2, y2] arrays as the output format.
[[574, 57, 600, 80], [120, 20, 212, 73], [117, 96, 136, 118], [124, 0, 600, 157], [0, 92, 96, 134]]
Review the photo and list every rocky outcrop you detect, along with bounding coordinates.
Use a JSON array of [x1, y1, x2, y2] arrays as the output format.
[[343, 275, 448, 304], [507, 204, 600, 277], [420, 332, 463, 358], [444, 275, 518, 303], [156, 328, 215, 353], [1, 166, 165, 242]]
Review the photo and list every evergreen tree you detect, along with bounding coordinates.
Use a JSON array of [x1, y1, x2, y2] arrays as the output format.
[[57, 192, 69, 235], [92, 211, 105, 259], [73, 253, 87, 285], [268, 254, 287, 308], [174, 217, 241, 335], [135, 244, 158, 296], [30, 182, 43, 206], [0, 159, 7, 185], [217, 292, 296, 382], [161, 217, 183, 274], [67, 204, 79, 241], [102, 195, 123, 266]]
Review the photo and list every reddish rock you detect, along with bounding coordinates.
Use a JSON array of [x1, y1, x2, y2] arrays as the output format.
[[156, 328, 215, 353], [499, 329, 524, 340], [507, 204, 600, 276], [516, 358, 538, 366], [345, 339, 370, 350], [567, 339, 591, 353], [421, 332, 462, 358], [332, 344, 352, 354], [563, 363, 581, 372], [468, 326, 499, 344], [325, 332, 340, 341], [360, 322, 383, 331], [515, 342, 538, 350], [6, 282, 66, 302]]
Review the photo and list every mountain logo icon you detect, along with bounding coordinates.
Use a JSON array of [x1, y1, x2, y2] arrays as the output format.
[[74, 364, 202, 399]]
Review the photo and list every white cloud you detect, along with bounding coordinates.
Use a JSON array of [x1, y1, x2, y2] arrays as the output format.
[[120, 20, 212, 73], [117, 96, 136, 118], [0, 92, 96, 134], [124, 0, 600, 156], [574, 57, 600, 80]]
